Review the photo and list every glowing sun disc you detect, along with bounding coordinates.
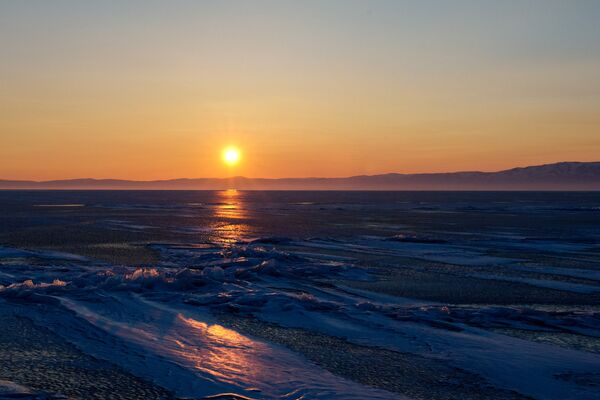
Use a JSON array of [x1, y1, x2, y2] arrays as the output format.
[[222, 147, 241, 166]]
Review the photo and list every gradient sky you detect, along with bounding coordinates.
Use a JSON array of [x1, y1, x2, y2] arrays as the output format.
[[1, 0, 600, 180]]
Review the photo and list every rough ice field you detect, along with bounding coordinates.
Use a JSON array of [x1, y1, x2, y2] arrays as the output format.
[[1, 191, 599, 399]]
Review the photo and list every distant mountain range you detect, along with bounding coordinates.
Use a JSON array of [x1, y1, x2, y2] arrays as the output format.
[[2, 162, 600, 190]]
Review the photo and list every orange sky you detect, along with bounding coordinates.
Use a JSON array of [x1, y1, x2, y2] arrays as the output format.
[[1, 1, 599, 180]]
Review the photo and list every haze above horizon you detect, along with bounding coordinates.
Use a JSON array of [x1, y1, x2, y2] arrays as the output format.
[[1, 1, 600, 180]]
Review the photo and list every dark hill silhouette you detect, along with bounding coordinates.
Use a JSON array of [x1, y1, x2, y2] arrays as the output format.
[[1, 162, 599, 190]]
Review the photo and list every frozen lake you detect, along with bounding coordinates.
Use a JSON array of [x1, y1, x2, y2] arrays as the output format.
[[0, 190, 599, 399]]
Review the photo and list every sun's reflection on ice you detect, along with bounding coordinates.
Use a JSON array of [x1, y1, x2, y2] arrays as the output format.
[[210, 190, 252, 244], [175, 314, 264, 386]]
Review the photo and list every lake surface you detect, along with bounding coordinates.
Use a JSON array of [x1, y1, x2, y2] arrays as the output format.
[[0, 191, 599, 399]]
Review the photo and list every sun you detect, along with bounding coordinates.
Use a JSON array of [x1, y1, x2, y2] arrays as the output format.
[[222, 146, 241, 166]]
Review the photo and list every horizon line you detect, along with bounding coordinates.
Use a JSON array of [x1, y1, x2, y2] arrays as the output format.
[[2, 160, 598, 183]]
